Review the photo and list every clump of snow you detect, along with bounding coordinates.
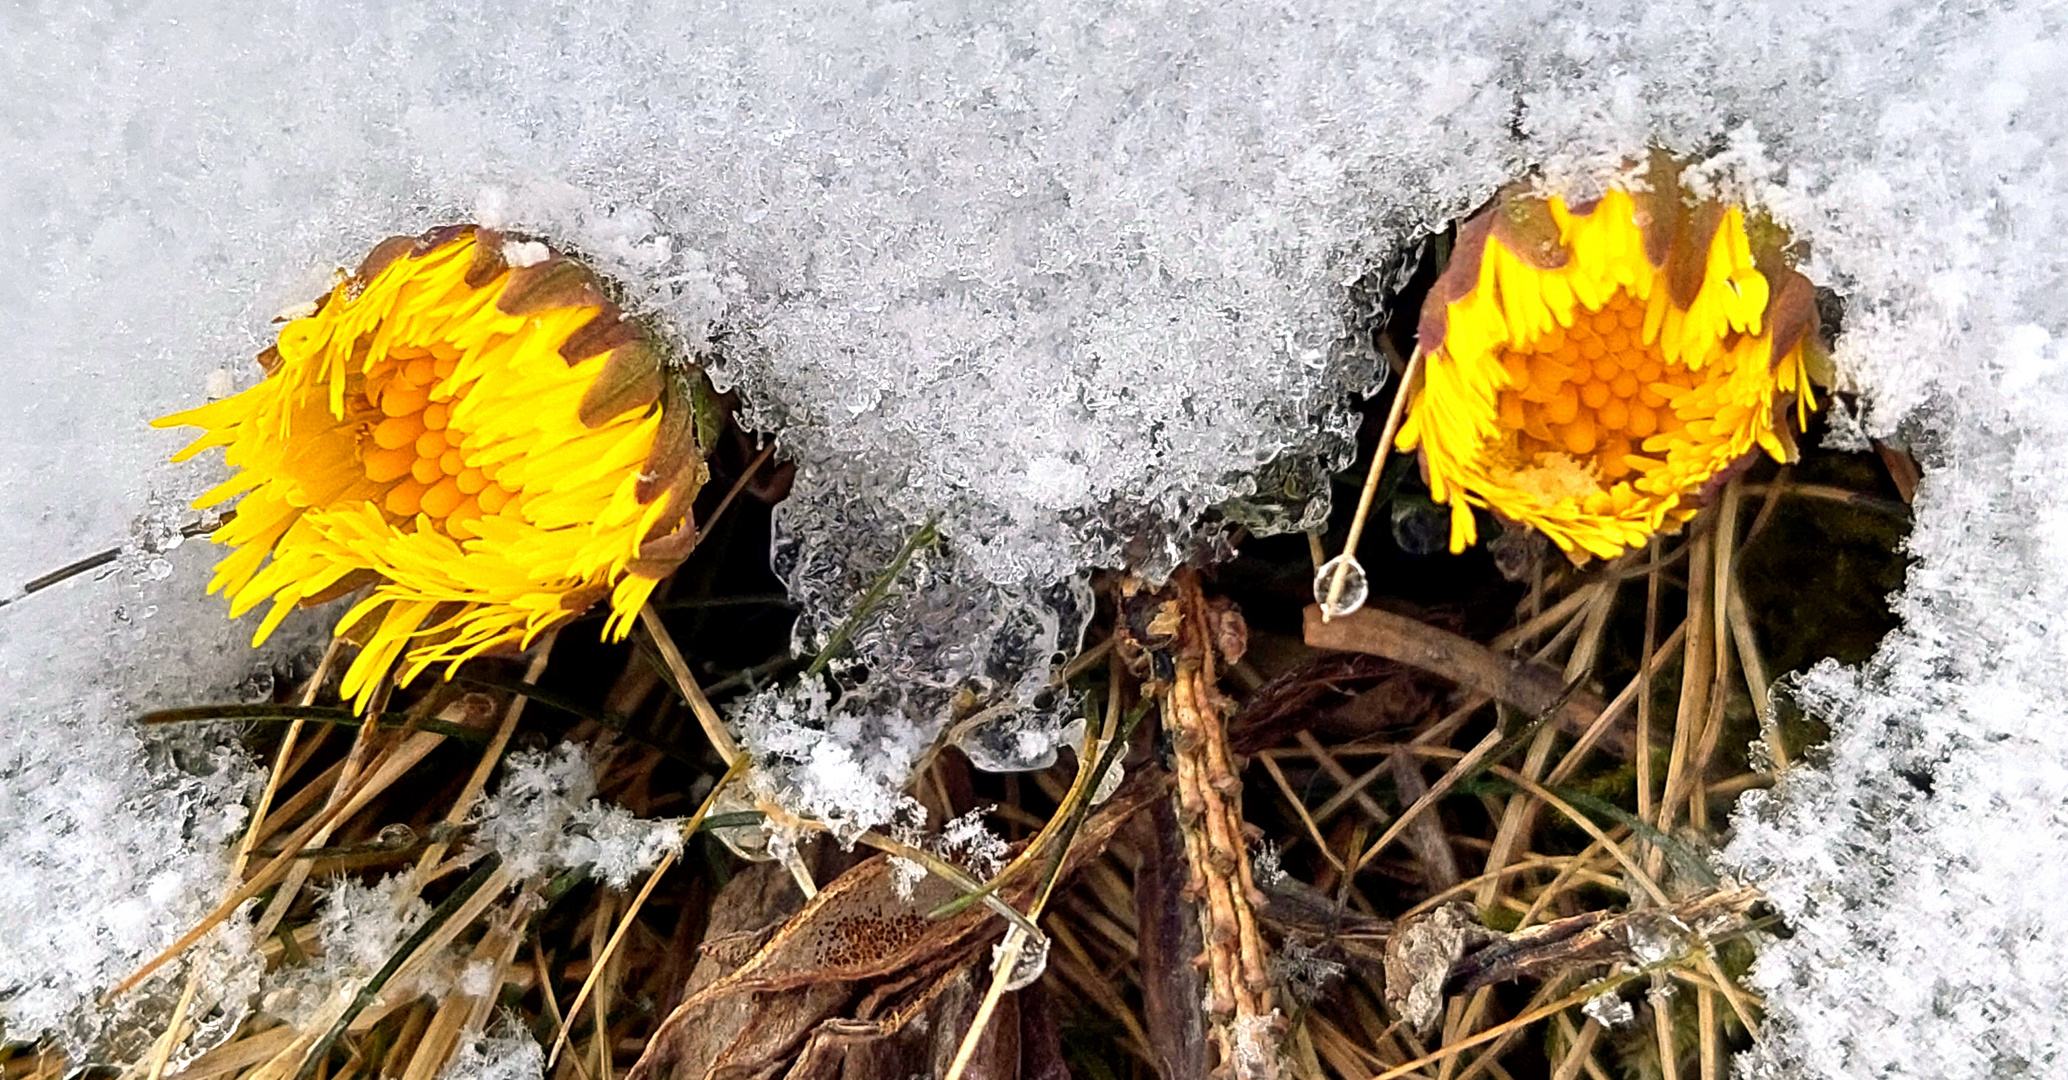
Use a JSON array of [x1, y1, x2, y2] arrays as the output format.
[[468, 745, 682, 889], [731, 673, 933, 843], [0, 686, 264, 1059], [260, 874, 430, 1027]]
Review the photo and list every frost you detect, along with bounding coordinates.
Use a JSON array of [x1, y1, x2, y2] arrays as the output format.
[[0, 691, 265, 1059], [1229, 1012, 1287, 1080], [936, 808, 1010, 882], [440, 1017, 546, 1080], [732, 674, 932, 843], [1251, 842, 1288, 888], [1271, 938, 1347, 1007], [1582, 991, 1635, 1030], [469, 746, 681, 889], [884, 803, 1003, 898], [263, 874, 429, 1026], [314, 876, 428, 980]]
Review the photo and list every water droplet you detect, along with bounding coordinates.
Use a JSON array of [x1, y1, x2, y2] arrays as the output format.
[[1390, 498, 1448, 556], [1311, 555, 1368, 618], [1090, 759, 1125, 805], [994, 932, 1050, 992]]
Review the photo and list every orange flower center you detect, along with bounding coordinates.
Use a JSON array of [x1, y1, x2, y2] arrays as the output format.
[[1492, 289, 1695, 483], [352, 345, 521, 538]]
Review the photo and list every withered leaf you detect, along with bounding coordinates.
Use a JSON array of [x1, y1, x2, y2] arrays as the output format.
[[631, 774, 1168, 1080]]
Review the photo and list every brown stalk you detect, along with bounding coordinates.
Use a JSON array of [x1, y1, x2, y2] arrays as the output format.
[[1303, 606, 1624, 756], [1653, 523, 1715, 859], [1154, 571, 1281, 1078], [1542, 619, 1688, 787], [254, 673, 395, 941], [1474, 580, 1619, 910], [546, 757, 748, 1071]]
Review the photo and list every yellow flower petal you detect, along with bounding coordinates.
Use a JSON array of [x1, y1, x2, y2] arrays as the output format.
[[158, 225, 710, 710], [1399, 175, 1820, 560]]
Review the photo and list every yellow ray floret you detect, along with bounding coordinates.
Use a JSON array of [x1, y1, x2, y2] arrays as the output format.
[[1397, 165, 1823, 560], [157, 225, 709, 709]]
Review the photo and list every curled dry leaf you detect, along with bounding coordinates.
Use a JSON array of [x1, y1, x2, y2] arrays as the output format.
[[628, 774, 1168, 1080], [1384, 903, 1499, 1034]]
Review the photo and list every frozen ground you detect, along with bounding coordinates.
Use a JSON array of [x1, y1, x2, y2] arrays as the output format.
[[3, 0, 2067, 1075]]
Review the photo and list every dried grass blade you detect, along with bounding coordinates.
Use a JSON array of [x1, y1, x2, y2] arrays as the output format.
[[411, 633, 557, 886], [292, 855, 509, 1080], [546, 757, 748, 1071], [107, 728, 448, 998]]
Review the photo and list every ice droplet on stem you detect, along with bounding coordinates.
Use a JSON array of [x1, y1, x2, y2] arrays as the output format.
[[1312, 554, 1368, 618]]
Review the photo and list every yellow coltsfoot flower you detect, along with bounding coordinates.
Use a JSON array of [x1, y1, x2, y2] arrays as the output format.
[[157, 225, 711, 709], [1397, 156, 1825, 560]]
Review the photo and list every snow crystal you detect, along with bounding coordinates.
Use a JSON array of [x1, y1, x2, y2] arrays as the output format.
[[468, 745, 682, 889], [0, 683, 265, 1058], [731, 674, 931, 842], [1582, 991, 1635, 1030], [261, 874, 430, 1027], [937, 808, 1010, 882], [440, 1018, 546, 1080], [4, 0, 2068, 1073], [313, 876, 430, 982]]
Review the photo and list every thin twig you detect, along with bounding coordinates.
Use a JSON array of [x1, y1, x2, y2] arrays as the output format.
[[637, 605, 742, 765], [1323, 349, 1423, 619]]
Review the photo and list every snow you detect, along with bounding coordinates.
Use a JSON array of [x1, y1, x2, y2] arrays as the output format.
[[467, 745, 682, 889], [0, 0, 2064, 1076], [439, 1017, 546, 1080]]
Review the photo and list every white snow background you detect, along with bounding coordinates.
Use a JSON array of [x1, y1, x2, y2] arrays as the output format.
[[3, 0, 2066, 1076]]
